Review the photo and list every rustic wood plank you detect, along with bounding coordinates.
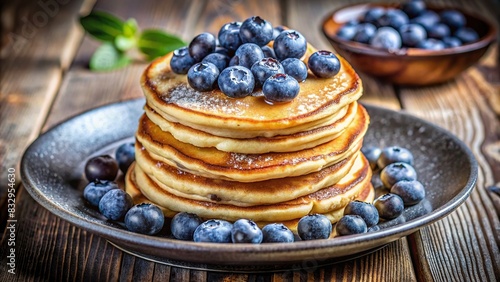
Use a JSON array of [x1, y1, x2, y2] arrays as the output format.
[[0, 0, 96, 226]]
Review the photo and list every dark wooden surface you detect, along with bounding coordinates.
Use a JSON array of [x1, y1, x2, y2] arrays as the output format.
[[1, 0, 499, 281]]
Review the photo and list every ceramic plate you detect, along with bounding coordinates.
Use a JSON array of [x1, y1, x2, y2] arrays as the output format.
[[21, 98, 477, 272]]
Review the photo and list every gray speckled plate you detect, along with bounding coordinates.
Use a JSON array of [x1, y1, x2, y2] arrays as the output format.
[[21, 98, 477, 272]]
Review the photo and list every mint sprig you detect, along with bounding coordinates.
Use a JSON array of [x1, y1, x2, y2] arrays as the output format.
[[80, 11, 186, 71]]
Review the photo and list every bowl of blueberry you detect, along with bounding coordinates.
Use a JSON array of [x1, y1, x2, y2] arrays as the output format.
[[321, 0, 497, 85]]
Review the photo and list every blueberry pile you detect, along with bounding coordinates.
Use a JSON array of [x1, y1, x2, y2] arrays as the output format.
[[170, 16, 342, 104], [82, 143, 166, 235], [336, 0, 479, 50], [335, 145, 427, 236]]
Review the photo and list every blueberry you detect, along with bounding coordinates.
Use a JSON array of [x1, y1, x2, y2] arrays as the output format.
[[336, 215, 367, 236], [273, 30, 307, 61], [391, 180, 426, 206], [361, 145, 382, 169], [261, 223, 295, 243], [308, 50, 341, 78], [171, 212, 203, 240], [193, 219, 233, 243], [234, 43, 265, 69], [214, 46, 230, 56], [377, 9, 409, 29], [336, 24, 357, 41], [442, 36, 462, 48], [416, 38, 445, 50], [239, 16, 273, 46], [251, 57, 284, 87], [188, 32, 216, 61], [218, 21, 242, 53], [370, 27, 402, 49], [272, 26, 285, 40], [202, 53, 230, 73], [374, 193, 405, 220], [281, 58, 308, 82], [377, 146, 414, 168], [98, 189, 133, 221], [427, 23, 451, 39], [170, 47, 197, 74], [187, 62, 220, 92], [410, 10, 440, 31], [231, 219, 263, 244], [454, 27, 479, 44], [343, 200, 379, 227], [399, 23, 427, 47], [362, 7, 385, 24], [263, 73, 300, 104], [124, 203, 164, 235], [352, 23, 377, 44], [440, 10, 466, 30], [380, 162, 418, 188], [297, 214, 332, 240], [85, 155, 119, 182], [367, 225, 380, 232], [401, 0, 426, 18], [115, 142, 135, 173], [218, 66, 255, 98], [261, 45, 277, 59], [83, 180, 119, 207]]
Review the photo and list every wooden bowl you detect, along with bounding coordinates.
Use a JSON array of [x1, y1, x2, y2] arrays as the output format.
[[321, 3, 497, 85]]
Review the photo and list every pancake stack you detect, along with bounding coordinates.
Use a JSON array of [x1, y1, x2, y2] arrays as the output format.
[[125, 45, 374, 231]]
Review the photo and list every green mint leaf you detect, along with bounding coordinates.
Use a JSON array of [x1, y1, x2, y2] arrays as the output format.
[[115, 35, 136, 51], [80, 11, 125, 42], [138, 29, 186, 60], [89, 43, 131, 71], [123, 18, 138, 37]]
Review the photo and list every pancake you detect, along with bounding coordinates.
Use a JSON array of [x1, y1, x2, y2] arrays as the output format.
[[135, 143, 361, 206], [136, 104, 369, 182], [128, 152, 371, 222], [144, 101, 358, 154], [141, 44, 362, 138]]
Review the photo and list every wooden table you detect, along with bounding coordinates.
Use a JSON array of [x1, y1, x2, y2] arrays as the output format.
[[1, 0, 499, 280]]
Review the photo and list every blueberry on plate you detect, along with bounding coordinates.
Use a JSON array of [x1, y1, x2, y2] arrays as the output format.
[[281, 58, 308, 82], [297, 214, 332, 240], [84, 155, 119, 182], [380, 162, 418, 189], [401, 0, 426, 18], [263, 73, 300, 104], [187, 62, 220, 92], [440, 10, 466, 30], [361, 145, 382, 169], [343, 200, 379, 227], [376, 9, 409, 29], [399, 23, 427, 47], [362, 7, 385, 24], [251, 57, 284, 87], [442, 36, 462, 48], [273, 29, 307, 61], [370, 26, 402, 49], [231, 219, 263, 244], [218, 66, 255, 98], [308, 50, 341, 78], [124, 203, 164, 235], [427, 23, 451, 39], [171, 212, 203, 240], [83, 180, 119, 207], [239, 16, 273, 46], [218, 21, 242, 53], [454, 27, 479, 44], [374, 193, 405, 220], [115, 142, 135, 173], [189, 32, 216, 62], [98, 189, 133, 221], [234, 43, 265, 69], [377, 146, 414, 168], [202, 52, 230, 73], [352, 23, 377, 44], [193, 219, 233, 243], [416, 38, 445, 50], [391, 180, 426, 206], [262, 223, 295, 243], [170, 47, 197, 74], [410, 10, 440, 31], [336, 215, 367, 236]]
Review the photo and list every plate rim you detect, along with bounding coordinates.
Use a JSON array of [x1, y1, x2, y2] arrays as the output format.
[[20, 98, 478, 264]]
